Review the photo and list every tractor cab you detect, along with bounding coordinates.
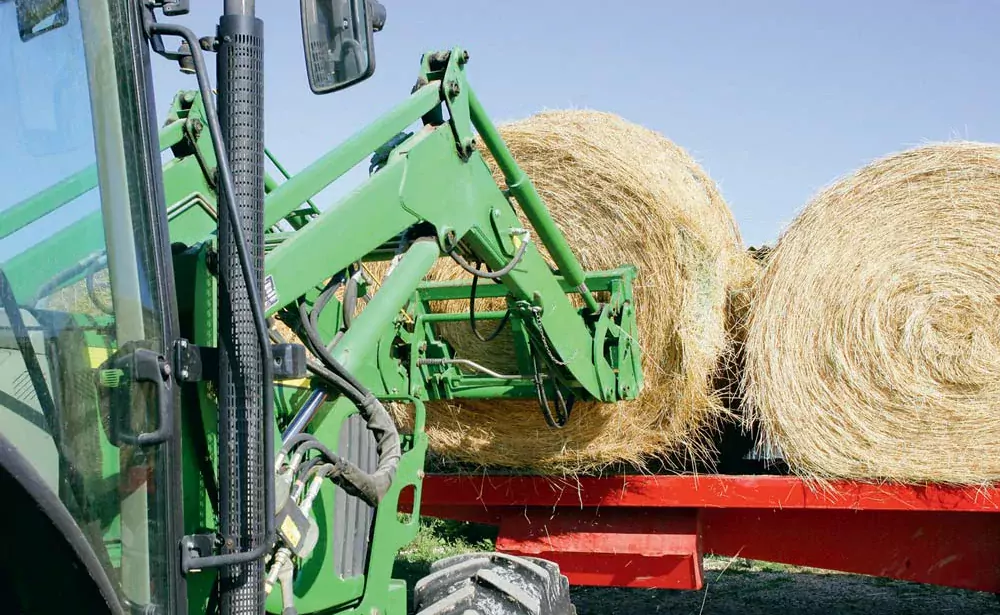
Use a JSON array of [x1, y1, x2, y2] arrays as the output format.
[[0, 1, 379, 612], [1, 1, 594, 614], [0, 1, 182, 611]]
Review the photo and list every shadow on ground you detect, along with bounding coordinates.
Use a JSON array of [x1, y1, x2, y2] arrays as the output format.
[[391, 517, 1000, 614]]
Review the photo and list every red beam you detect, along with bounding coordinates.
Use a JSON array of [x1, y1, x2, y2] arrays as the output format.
[[703, 508, 1000, 592], [406, 474, 1000, 592], [414, 474, 1000, 512]]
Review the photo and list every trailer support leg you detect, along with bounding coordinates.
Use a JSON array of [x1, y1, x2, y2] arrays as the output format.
[[497, 507, 705, 590]]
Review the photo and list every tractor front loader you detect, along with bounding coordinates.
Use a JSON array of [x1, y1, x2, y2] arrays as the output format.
[[0, 1, 638, 614]]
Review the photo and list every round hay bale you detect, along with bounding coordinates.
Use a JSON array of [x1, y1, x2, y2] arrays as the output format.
[[743, 141, 1000, 484], [389, 109, 752, 473]]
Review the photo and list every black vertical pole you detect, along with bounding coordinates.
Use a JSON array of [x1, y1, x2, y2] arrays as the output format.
[[216, 0, 266, 613]]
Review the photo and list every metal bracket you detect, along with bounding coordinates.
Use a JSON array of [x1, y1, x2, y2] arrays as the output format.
[[179, 533, 220, 574], [271, 343, 308, 380], [172, 338, 206, 383], [146, 0, 189, 16], [172, 338, 306, 383], [420, 48, 475, 159]]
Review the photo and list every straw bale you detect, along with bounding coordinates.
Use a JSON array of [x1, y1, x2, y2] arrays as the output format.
[[743, 142, 1000, 484], [387, 109, 751, 473]]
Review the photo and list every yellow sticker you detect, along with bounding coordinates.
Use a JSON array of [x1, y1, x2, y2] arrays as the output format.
[[275, 377, 312, 389], [281, 515, 302, 547], [87, 347, 110, 368]]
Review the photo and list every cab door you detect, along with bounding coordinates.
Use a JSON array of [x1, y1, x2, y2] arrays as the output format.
[[0, 1, 184, 612]]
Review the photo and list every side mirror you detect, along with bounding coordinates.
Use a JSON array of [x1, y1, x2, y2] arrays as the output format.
[[300, 0, 382, 95], [14, 0, 69, 42]]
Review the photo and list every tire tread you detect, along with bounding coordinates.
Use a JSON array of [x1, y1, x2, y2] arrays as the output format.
[[414, 552, 574, 615]]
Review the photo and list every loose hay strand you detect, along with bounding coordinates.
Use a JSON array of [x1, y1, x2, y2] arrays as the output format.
[[743, 141, 1000, 485], [390, 109, 752, 474]]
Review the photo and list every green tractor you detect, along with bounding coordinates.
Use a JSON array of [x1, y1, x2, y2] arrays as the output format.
[[0, 1, 641, 613]]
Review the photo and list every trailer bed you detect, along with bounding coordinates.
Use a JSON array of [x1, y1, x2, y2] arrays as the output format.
[[402, 474, 1000, 592]]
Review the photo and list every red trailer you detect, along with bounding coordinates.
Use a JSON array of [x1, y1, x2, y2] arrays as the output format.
[[402, 474, 1000, 593]]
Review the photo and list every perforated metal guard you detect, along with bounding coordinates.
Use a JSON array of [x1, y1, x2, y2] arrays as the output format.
[[216, 14, 266, 615]]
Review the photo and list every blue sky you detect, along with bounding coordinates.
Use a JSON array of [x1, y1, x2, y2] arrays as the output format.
[[3, 1, 996, 252], [149, 1, 1000, 248]]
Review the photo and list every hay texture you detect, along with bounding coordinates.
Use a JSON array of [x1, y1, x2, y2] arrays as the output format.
[[391, 109, 751, 473], [744, 142, 1000, 484]]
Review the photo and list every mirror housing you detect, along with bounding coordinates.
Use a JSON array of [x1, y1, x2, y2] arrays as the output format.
[[300, 0, 380, 94]]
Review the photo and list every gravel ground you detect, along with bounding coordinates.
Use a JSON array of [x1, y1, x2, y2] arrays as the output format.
[[394, 518, 1000, 614], [570, 559, 1000, 615], [397, 555, 1000, 614]]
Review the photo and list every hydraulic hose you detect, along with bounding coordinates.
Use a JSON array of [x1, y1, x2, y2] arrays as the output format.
[[296, 301, 367, 397], [291, 298, 401, 506], [448, 234, 529, 280], [351, 393, 400, 504], [282, 426, 398, 508], [342, 271, 361, 329], [309, 271, 347, 331], [302, 360, 364, 408], [277, 432, 315, 460], [468, 260, 511, 343]]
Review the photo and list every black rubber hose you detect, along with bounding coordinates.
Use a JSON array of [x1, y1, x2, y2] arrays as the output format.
[[287, 438, 344, 469], [296, 301, 367, 396], [284, 364, 400, 506], [290, 434, 391, 509], [448, 236, 529, 280], [353, 393, 400, 504], [301, 357, 400, 505], [289, 311, 357, 404], [278, 432, 316, 458], [293, 292, 401, 506], [309, 271, 347, 331], [295, 456, 326, 481], [469, 261, 511, 343], [303, 360, 365, 407]]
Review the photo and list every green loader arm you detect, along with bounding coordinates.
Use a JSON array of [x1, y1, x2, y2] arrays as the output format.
[[1, 47, 641, 410], [0, 47, 642, 615], [277, 49, 640, 405], [260, 61, 642, 406]]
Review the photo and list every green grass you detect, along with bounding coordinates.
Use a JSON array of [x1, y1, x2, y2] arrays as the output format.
[[395, 515, 496, 564], [392, 515, 498, 610], [704, 554, 807, 575]]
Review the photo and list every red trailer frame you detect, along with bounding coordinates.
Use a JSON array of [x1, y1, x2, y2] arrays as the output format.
[[401, 475, 1000, 593]]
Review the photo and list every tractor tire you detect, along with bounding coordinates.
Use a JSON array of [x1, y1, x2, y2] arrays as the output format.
[[413, 552, 576, 615]]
